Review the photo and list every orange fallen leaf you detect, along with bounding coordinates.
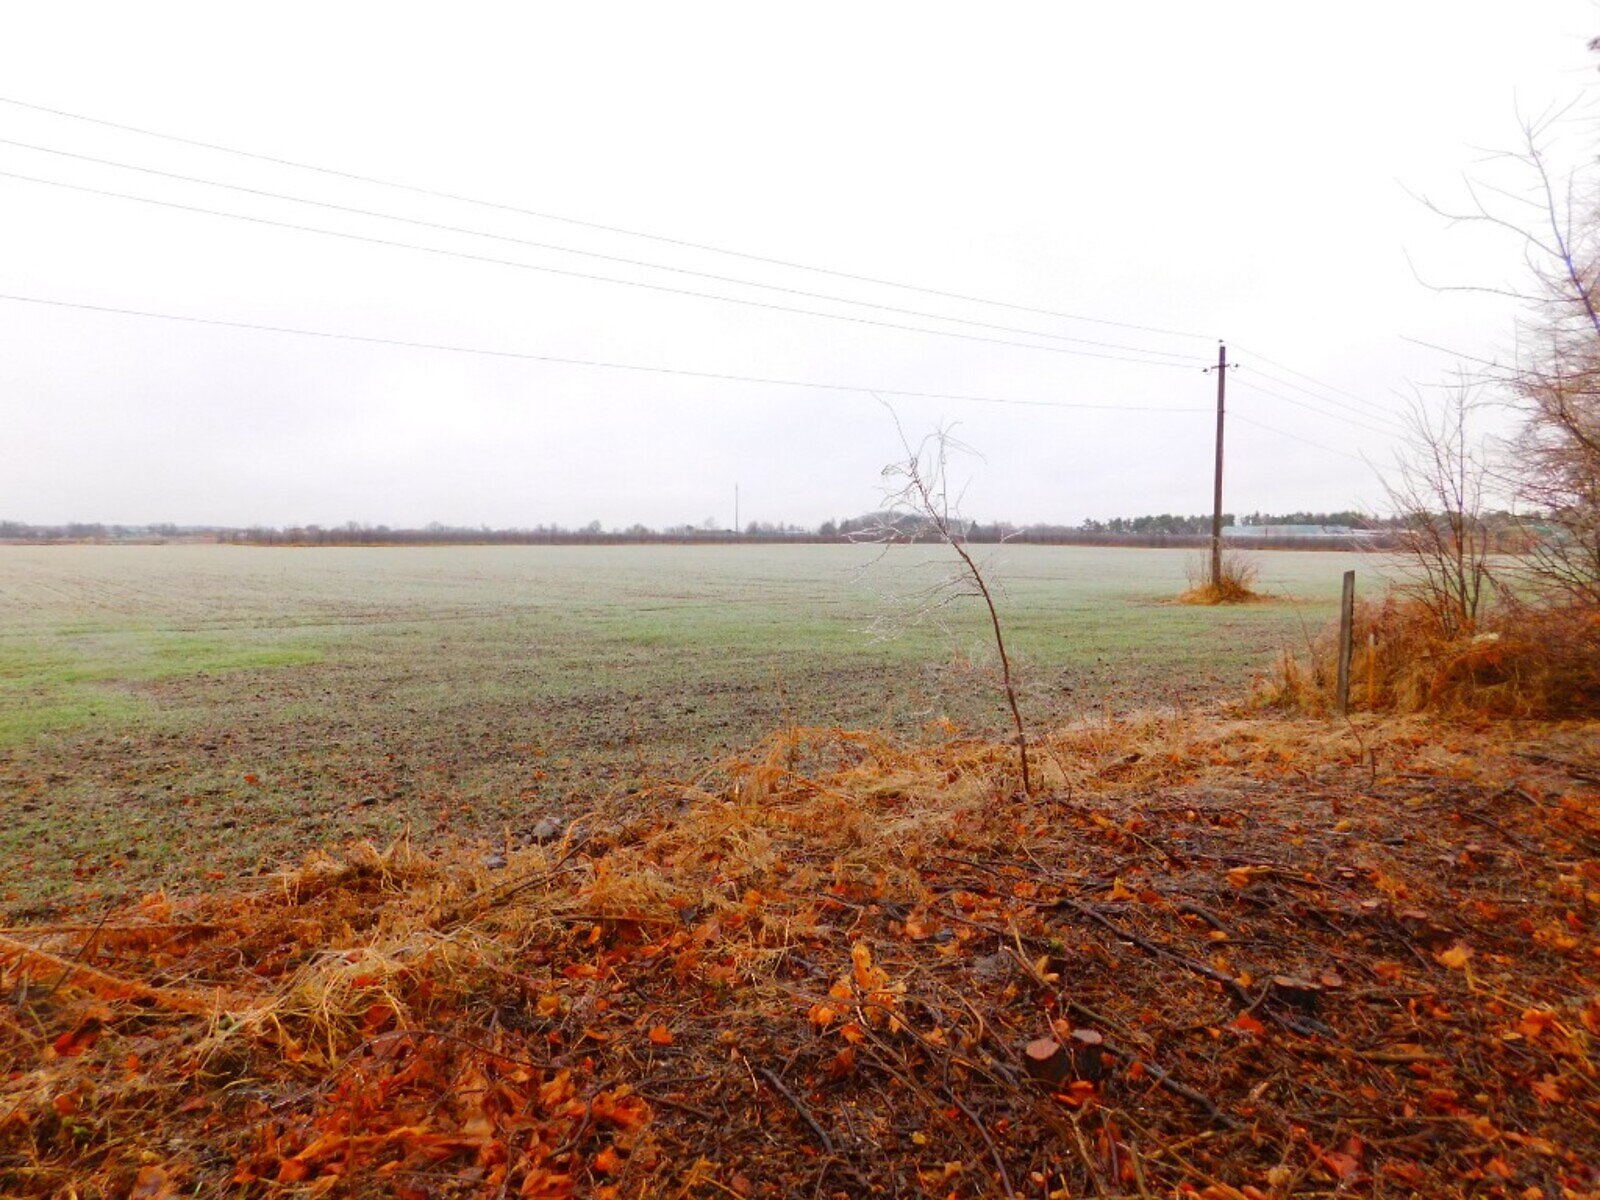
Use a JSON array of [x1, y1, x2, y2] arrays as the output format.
[[1518, 1008, 1558, 1038], [1436, 945, 1472, 970], [1531, 1075, 1564, 1104], [1320, 1151, 1360, 1181], [1228, 1012, 1266, 1036], [589, 1088, 650, 1130], [276, 1157, 311, 1184], [51, 1010, 107, 1058], [1052, 1079, 1098, 1107], [648, 1024, 673, 1046]]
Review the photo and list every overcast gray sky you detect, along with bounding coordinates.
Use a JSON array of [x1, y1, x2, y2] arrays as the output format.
[[2, 2, 1596, 529]]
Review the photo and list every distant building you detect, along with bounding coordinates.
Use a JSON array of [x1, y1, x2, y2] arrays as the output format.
[[1221, 524, 1366, 540]]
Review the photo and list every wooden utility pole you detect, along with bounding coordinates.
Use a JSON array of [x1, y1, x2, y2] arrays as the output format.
[[1207, 342, 1232, 587]]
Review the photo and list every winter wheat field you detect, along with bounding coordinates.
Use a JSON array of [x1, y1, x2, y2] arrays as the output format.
[[0, 543, 1365, 917]]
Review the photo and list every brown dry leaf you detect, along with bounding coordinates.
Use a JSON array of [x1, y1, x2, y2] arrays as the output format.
[[808, 1003, 837, 1027], [901, 909, 938, 940], [1518, 1008, 1558, 1039], [851, 941, 888, 991], [129, 1166, 175, 1199]]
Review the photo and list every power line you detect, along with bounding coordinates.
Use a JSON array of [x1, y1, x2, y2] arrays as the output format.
[[1231, 375, 1405, 438], [0, 92, 1214, 343], [0, 135, 1203, 363], [0, 291, 1212, 414], [1229, 413, 1372, 463], [0, 167, 1209, 371], [1229, 340, 1398, 417], [1397, 334, 1508, 371], [2, 291, 1395, 468], [1241, 363, 1401, 423]]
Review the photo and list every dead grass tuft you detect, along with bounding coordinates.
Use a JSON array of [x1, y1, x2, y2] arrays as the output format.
[[1255, 592, 1600, 717], [1177, 548, 1265, 605]]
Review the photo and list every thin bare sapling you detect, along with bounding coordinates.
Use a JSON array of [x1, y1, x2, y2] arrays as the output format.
[[858, 415, 1033, 795]]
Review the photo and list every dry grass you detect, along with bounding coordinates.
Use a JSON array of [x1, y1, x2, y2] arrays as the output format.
[[1177, 548, 1265, 605], [1256, 592, 1600, 717], [4, 714, 1600, 1197]]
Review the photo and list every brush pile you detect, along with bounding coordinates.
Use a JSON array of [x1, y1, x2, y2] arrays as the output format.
[[3, 716, 1599, 1198]]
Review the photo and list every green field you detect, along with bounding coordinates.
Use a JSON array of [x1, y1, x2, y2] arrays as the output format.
[[0, 543, 1378, 915]]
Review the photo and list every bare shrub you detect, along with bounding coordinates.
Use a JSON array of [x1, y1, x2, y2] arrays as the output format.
[[1384, 385, 1496, 638], [1178, 548, 1261, 605]]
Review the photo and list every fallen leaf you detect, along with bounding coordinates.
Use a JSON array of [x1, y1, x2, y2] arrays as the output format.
[[1518, 1008, 1558, 1038], [1531, 1075, 1564, 1104], [129, 1166, 175, 1200], [1226, 865, 1270, 889], [1320, 1151, 1360, 1180], [1228, 1012, 1266, 1036]]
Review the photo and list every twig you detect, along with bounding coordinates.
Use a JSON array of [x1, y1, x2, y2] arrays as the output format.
[[1105, 1045, 1241, 1131], [756, 1065, 835, 1157], [1050, 897, 1323, 1039]]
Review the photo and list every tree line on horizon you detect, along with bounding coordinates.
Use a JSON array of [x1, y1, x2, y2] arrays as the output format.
[[0, 509, 1522, 547]]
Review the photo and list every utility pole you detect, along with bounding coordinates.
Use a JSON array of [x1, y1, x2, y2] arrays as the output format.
[[1205, 342, 1235, 587]]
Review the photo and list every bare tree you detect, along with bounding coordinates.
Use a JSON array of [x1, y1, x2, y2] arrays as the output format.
[[860, 415, 1032, 795], [1383, 382, 1495, 637], [1412, 101, 1600, 609], [1513, 359, 1600, 604]]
